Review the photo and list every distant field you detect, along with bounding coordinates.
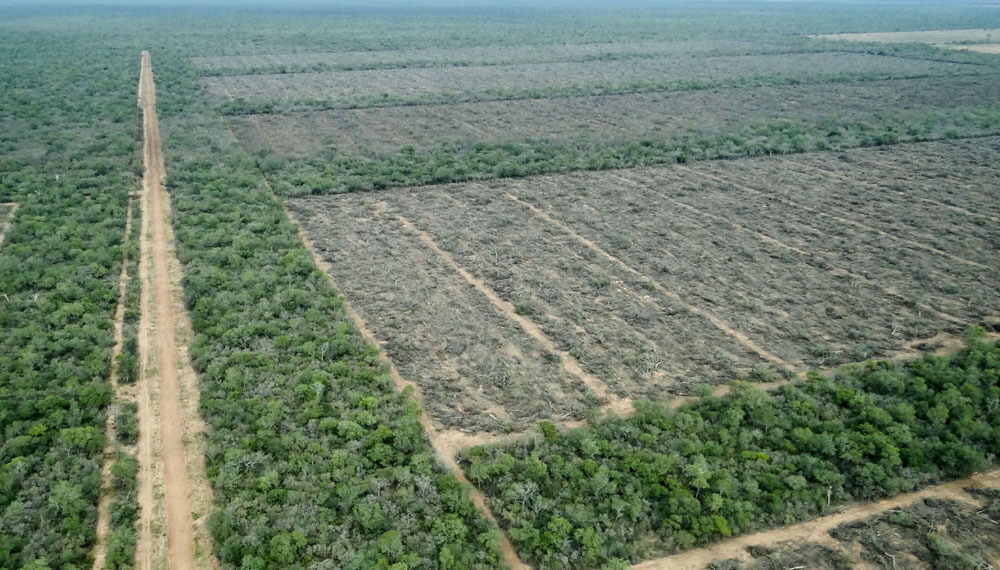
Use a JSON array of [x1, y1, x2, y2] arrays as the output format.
[[190, 39, 785, 74], [203, 52, 975, 108], [289, 139, 1000, 434], [815, 28, 1000, 44], [230, 75, 1000, 158], [816, 28, 1000, 55]]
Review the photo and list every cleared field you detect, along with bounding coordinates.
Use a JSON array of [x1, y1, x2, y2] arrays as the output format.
[[286, 197, 596, 433], [289, 140, 998, 436], [190, 39, 783, 73], [697, 149, 1000, 269], [289, 191, 770, 433], [788, 137, 1000, 217], [956, 44, 1000, 54], [815, 28, 1000, 44], [230, 75, 1000, 158], [704, 487, 1000, 569], [203, 52, 974, 107]]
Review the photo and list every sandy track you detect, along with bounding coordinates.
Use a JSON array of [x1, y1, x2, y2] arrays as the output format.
[[138, 51, 215, 570], [91, 198, 134, 569], [0, 202, 18, 247], [633, 469, 1000, 569]]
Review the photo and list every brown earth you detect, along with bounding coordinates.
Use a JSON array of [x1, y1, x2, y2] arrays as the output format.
[[139, 50, 216, 570]]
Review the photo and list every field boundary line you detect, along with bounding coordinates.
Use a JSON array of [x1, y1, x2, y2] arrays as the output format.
[[281, 203, 529, 570], [631, 468, 1000, 570], [0, 202, 19, 247], [639, 173, 967, 327], [503, 191, 795, 373], [91, 197, 134, 569], [776, 157, 1000, 225], [679, 165, 989, 270], [393, 209, 629, 409]]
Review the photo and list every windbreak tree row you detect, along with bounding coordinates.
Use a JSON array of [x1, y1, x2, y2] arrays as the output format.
[[264, 104, 1000, 196], [459, 329, 1000, 569], [155, 55, 505, 569]]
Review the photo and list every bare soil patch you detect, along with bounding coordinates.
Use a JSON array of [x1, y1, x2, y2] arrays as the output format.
[[696, 154, 1000, 270], [288, 197, 593, 433], [290, 139, 997, 439]]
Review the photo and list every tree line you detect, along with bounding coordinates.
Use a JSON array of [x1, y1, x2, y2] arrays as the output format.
[[460, 329, 1000, 568]]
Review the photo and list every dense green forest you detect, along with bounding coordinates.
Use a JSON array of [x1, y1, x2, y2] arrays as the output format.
[[0, 27, 140, 568], [460, 330, 1000, 568]]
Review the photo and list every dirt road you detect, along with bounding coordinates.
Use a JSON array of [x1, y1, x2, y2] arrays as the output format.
[[138, 50, 197, 570], [633, 469, 1000, 569]]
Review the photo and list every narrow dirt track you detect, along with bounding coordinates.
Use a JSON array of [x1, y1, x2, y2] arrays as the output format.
[[91, 198, 134, 569], [0, 202, 18, 247], [138, 50, 198, 570], [632, 469, 1000, 569]]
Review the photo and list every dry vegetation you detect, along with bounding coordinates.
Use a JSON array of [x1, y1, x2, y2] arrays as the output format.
[[290, 139, 999, 441], [228, 75, 999, 158], [203, 52, 972, 107], [190, 39, 776, 74]]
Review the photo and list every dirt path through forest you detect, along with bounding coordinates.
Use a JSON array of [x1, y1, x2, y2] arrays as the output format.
[[91, 198, 134, 569], [0, 202, 18, 247], [138, 50, 214, 570], [632, 469, 1000, 569]]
